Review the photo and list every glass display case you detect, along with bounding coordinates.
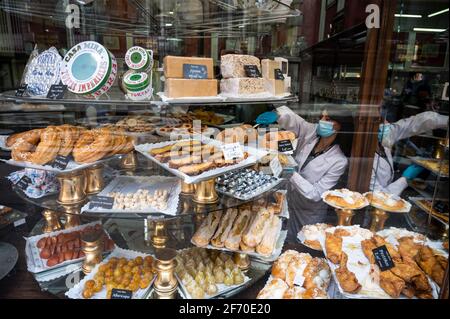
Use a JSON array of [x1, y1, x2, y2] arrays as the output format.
[[0, 0, 448, 300]]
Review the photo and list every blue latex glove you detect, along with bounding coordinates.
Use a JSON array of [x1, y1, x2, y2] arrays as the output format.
[[402, 164, 424, 180], [256, 112, 278, 125]]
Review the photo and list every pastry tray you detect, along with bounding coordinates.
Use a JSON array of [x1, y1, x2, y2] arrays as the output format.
[[80, 176, 181, 216], [25, 221, 115, 274], [409, 197, 449, 224], [408, 156, 449, 178], [215, 177, 284, 202], [364, 192, 412, 213], [65, 247, 154, 299], [176, 249, 251, 300], [321, 190, 369, 211], [134, 139, 268, 184], [192, 228, 288, 263], [1, 154, 121, 174]]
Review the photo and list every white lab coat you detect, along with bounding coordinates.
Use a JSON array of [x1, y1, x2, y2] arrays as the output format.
[[277, 107, 348, 238], [371, 112, 449, 195]]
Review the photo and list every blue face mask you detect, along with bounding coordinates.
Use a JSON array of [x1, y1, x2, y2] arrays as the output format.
[[317, 120, 336, 137], [378, 124, 391, 142]]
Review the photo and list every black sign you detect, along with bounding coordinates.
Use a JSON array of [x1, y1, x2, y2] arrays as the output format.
[[373, 245, 395, 271], [183, 64, 208, 79], [244, 65, 262, 78], [51, 155, 70, 170], [278, 140, 294, 152], [274, 68, 285, 80], [89, 196, 114, 210], [111, 289, 133, 299], [15, 176, 32, 191], [46, 85, 67, 100], [15, 84, 28, 97]]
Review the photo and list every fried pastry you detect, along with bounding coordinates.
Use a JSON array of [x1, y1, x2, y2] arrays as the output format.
[[325, 232, 343, 264], [303, 258, 331, 291], [415, 246, 448, 287], [379, 270, 405, 298], [335, 253, 361, 294], [178, 162, 215, 176]]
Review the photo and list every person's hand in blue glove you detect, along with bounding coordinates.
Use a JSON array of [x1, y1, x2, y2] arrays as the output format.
[[256, 112, 278, 125], [402, 164, 424, 180]]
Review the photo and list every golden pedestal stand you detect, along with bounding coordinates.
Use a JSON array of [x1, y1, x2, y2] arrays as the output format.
[[57, 170, 86, 205], [152, 220, 168, 249], [153, 248, 178, 299], [84, 164, 104, 195], [63, 205, 82, 229], [369, 208, 389, 232], [192, 179, 218, 204], [120, 152, 138, 170], [336, 209, 356, 226], [233, 253, 251, 271], [81, 231, 103, 275], [42, 210, 62, 233], [180, 181, 195, 196]]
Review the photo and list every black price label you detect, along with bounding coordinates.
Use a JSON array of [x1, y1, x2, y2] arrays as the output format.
[[244, 65, 262, 78], [278, 140, 294, 152], [373, 245, 395, 271], [46, 85, 67, 100], [51, 155, 70, 170], [111, 289, 133, 299], [433, 201, 448, 214], [89, 196, 114, 210], [15, 176, 32, 191], [183, 64, 208, 79], [15, 84, 28, 97], [274, 68, 285, 80]]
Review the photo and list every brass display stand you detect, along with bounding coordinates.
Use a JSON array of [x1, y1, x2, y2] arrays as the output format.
[[120, 151, 138, 170], [84, 164, 104, 195], [192, 178, 219, 204], [153, 248, 178, 299], [152, 220, 168, 249], [81, 231, 103, 275], [336, 209, 356, 226], [63, 205, 82, 229], [57, 170, 86, 205], [180, 181, 195, 195], [369, 208, 389, 232], [42, 209, 62, 233], [233, 253, 251, 271]]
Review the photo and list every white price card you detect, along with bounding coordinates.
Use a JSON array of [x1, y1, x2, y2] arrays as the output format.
[[221, 143, 244, 161], [270, 156, 283, 178], [293, 272, 305, 287], [14, 218, 26, 227]]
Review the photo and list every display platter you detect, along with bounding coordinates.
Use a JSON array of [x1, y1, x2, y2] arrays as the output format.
[[409, 156, 449, 178]]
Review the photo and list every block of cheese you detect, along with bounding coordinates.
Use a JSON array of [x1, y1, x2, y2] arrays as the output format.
[[163, 56, 214, 79], [265, 79, 285, 96], [165, 78, 218, 98], [220, 78, 266, 96], [221, 54, 261, 78], [261, 59, 282, 79]]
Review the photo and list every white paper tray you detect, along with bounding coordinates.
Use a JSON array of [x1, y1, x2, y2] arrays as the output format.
[[157, 92, 226, 104], [1, 154, 120, 174], [81, 176, 181, 216], [364, 192, 412, 213], [0, 135, 11, 151], [134, 139, 268, 184], [192, 229, 287, 263], [65, 247, 154, 299], [25, 221, 114, 274]]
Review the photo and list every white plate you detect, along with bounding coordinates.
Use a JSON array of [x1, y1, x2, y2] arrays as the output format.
[[321, 190, 369, 211]]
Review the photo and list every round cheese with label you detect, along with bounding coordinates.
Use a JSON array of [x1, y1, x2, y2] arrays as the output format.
[[125, 46, 152, 71], [60, 41, 116, 96]]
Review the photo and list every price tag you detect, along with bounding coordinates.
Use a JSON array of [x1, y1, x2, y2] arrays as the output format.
[[244, 65, 262, 78], [51, 155, 70, 170], [46, 85, 67, 99], [15, 84, 28, 97], [278, 140, 294, 153], [111, 289, 133, 299], [293, 272, 305, 287], [274, 68, 285, 80], [373, 245, 395, 271], [183, 64, 208, 79], [15, 176, 32, 191], [221, 143, 244, 161], [270, 156, 283, 178], [89, 196, 114, 210], [14, 218, 26, 228]]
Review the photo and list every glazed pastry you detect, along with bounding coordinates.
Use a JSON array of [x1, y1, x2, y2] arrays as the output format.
[[149, 140, 201, 156], [256, 215, 281, 256], [192, 211, 222, 247], [242, 208, 273, 248], [72, 129, 111, 163], [7, 129, 41, 148], [365, 191, 408, 212], [224, 209, 252, 251], [256, 278, 289, 299], [178, 162, 215, 176], [323, 189, 367, 209], [56, 125, 82, 157], [210, 208, 239, 248], [325, 232, 343, 265], [335, 253, 361, 294], [168, 155, 202, 169]]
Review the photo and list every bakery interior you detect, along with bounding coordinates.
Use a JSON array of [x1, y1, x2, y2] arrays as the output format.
[[0, 0, 448, 300]]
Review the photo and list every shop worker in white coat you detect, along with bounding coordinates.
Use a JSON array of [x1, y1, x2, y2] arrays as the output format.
[[276, 106, 348, 239], [373, 111, 449, 196]]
